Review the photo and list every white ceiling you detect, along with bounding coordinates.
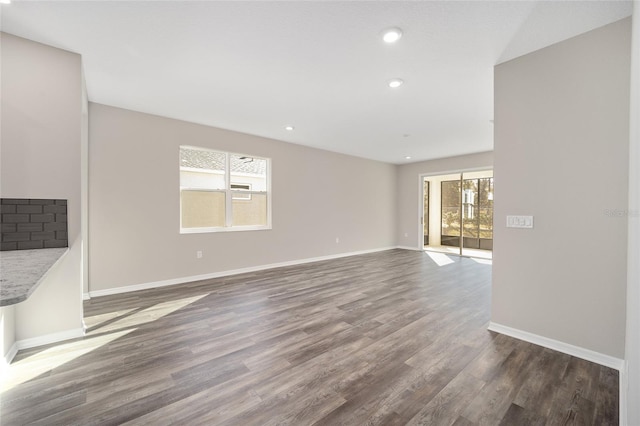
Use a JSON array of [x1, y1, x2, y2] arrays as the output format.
[[0, 1, 632, 164]]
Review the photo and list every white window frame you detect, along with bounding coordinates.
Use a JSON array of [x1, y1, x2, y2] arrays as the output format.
[[179, 145, 272, 233]]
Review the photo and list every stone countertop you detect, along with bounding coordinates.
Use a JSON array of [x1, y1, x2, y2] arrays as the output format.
[[0, 248, 69, 307]]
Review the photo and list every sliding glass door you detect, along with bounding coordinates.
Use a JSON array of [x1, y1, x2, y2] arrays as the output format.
[[460, 173, 493, 256], [423, 170, 493, 259], [476, 177, 494, 251], [423, 180, 430, 246], [440, 179, 461, 248]]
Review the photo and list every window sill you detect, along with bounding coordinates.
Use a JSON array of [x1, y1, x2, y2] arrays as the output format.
[[180, 225, 272, 234]]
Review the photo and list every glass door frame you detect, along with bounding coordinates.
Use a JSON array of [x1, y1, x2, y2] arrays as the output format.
[[459, 170, 494, 257], [419, 168, 493, 258]]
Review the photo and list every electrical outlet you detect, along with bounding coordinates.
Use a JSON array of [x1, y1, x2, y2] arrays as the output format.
[[335, 237, 340, 244], [404, 233, 408, 237], [196, 250, 203, 259]]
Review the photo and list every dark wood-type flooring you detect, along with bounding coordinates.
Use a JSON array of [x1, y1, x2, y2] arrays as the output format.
[[1, 249, 618, 425]]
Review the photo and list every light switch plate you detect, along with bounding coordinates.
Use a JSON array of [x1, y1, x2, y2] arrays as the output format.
[[507, 215, 534, 229]]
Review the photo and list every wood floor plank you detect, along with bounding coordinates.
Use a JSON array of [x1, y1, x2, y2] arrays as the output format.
[[391, 343, 483, 421], [512, 347, 571, 419], [0, 249, 618, 425], [593, 366, 620, 426], [497, 403, 546, 426], [546, 356, 602, 426], [404, 372, 485, 426]]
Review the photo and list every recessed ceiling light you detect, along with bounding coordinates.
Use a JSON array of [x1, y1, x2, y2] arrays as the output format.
[[285, 125, 295, 131], [382, 28, 403, 43], [388, 79, 404, 88], [405, 156, 412, 160], [0, 0, 11, 4]]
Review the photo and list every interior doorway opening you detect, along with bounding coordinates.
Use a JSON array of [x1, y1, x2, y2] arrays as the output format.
[[422, 170, 493, 259]]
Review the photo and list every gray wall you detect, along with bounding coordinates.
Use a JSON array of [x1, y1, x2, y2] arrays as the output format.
[[396, 152, 494, 249], [88, 103, 397, 292], [0, 33, 85, 345], [493, 18, 631, 358], [625, 3, 639, 425]]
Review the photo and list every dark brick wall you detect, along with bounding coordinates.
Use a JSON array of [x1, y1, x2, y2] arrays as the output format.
[[0, 199, 68, 251]]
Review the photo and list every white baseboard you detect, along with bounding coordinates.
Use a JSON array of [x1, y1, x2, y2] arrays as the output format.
[[82, 292, 91, 300], [2, 327, 85, 368], [488, 322, 625, 371], [89, 246, 401, 298], [15, 327, 85, 352]]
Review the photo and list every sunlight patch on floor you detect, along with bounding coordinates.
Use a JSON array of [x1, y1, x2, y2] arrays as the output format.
[[471, 258, 492, 265], [425, 251, 455, 266], [86, 294, 209, 334], [1, 327, 137, 392], [2, 294, 209, 392], [84, 307, 138, 331]]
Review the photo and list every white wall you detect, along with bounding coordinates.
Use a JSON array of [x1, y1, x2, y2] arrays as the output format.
[[0, 306, 15, 366], [88, 103, 397, 293], [625, 3, 639, 425], [0, 33, 85, 345], [82, 69, 89, 297], [396, 152, 494, 250], [493, 18, 631, 359]]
